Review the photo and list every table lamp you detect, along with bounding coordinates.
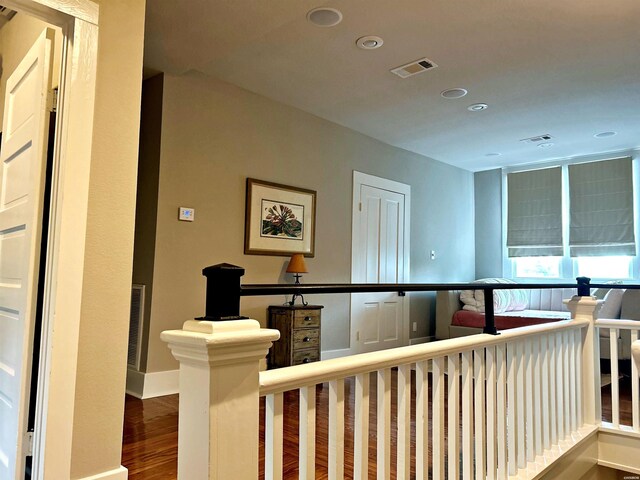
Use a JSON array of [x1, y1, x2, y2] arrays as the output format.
[[286, 253, 308, 306]]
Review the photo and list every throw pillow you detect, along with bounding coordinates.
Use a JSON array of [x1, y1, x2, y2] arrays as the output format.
[[459, 278, 527, 314], [598, 288, 625, 319]]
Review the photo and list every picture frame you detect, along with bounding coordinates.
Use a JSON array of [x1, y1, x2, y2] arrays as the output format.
[[244, 178, 316, 257]]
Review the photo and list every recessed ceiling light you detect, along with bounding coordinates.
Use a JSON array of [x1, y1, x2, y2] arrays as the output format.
[[467, 103, 488, 112], [594, 131, 617, 138], [356, 36, 384, 50], [485, 152, 501, 157], [441, 88, 468, 99], [538, 142, 555, 148], [307, 7, 343, 27]]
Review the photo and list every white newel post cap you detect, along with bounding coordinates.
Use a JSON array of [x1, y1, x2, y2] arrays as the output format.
[[564, 295, 601, 320], [161, 319, 280, 366], [160, 319, 280, 480]]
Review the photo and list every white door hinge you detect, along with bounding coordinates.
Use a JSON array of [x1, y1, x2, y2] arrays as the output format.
[[24, 431, 34, 456], [358, 202, 362, 212]]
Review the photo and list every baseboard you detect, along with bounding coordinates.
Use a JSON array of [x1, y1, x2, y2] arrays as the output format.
[[410, 336, 434, 345], [321, 347, 352, 360], [78, 466, 128, 480], [125, 368, 180, 399]]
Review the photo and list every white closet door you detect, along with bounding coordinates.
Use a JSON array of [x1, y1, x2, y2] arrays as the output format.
[[0, 29, 54, 480]]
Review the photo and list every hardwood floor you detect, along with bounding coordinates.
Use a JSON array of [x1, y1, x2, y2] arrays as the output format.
[[122, 371, 634, 479]]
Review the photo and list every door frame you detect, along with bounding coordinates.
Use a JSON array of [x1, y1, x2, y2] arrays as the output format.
[[1, 0, 98, 478], [350, 171, 411, 353]]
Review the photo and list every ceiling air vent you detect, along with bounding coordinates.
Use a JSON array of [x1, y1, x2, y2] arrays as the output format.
[[520, 134, 554, 144], [390, 57, 438, 79], [0, 6, 16, 20]]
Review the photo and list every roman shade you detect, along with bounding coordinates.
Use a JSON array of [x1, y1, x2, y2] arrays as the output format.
[[569, 157, 635, 256], [507, 167, 563, 257]]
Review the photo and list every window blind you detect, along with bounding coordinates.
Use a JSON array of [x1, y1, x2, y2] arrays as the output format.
[[568, 157, 635, 256], [507, 167, 563, 257]]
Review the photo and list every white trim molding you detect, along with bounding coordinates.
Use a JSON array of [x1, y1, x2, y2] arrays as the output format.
[[78, 466, 128, 480], [126, 369, 180, 399]]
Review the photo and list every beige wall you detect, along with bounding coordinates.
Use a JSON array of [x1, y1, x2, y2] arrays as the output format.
[[69, 0, 145, 478], [139, 72, 475, 373], [0, 13, 62, 130]]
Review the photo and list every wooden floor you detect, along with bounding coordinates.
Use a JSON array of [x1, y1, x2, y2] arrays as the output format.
[[122, 372, 634, 480]]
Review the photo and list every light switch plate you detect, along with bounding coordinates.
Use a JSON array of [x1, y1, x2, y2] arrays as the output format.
[[179, 207, 195, 222]]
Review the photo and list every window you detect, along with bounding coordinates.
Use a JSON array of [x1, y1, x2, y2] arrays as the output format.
[[514, 257, 561, 278], [574, 256, 632, 279], [505, 157, 638, 280]]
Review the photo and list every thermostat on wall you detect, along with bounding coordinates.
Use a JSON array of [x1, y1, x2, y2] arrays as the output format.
[[178, 207, 195, 222]]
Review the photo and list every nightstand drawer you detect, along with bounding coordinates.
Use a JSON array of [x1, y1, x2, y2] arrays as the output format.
[[294, 310, 320, 328], [292, 329, 319, 349], [293, 349, 320, 365]]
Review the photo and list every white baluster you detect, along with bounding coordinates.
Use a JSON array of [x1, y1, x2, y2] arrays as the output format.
[[416, 360, 429, 480], [549, 332, 557, 446], [525, 339, 534, 463], [556, 332, 565, 441], [354, 373, 370, 480], [533, 336, 542, 456], [541, 335, 550, 451], [562, 330, 571, 437], [299, 385, 317, 480], [462, 350, 473, 479], [474, 348, 486, 480], [516, 341, 526, 469], [265, 393, 284, 480], [329, 379, 345, 480], [377, 368, 391, 480], [448, 353, 460, 480], [433, 357, 445, 480], [506, 342, 517, 476], [610, 328, 620, 428], [569, 329, 577, 433], [496, 344, 507, 480], [575, 328, 583, 427], [632, 330, 639, 432], [397, 364, 411, 480]]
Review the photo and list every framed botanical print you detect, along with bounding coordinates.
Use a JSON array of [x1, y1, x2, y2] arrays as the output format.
[[244, 178, 316, 257]]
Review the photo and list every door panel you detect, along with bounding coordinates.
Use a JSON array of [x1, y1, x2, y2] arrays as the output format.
[[352, 179, 408, 354], [0, 29, 53, 480]]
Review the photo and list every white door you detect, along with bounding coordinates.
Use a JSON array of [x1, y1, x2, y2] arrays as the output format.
[[351, 172, 410, 354], [0, 29, 54, 480]]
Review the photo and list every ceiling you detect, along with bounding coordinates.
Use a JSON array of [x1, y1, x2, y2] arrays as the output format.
[[143, 0, 640, 172]]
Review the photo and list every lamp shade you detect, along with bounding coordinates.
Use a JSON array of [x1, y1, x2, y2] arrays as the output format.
[[286, 253, 308, 274]]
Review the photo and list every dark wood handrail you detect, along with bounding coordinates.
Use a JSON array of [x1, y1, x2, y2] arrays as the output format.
[[198, 263, 635, 336]]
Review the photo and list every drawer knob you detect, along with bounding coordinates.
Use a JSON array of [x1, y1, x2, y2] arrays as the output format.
[[304, 316, 312, 321], [303, 358, 311, 364], [303, 336, 311, 342]]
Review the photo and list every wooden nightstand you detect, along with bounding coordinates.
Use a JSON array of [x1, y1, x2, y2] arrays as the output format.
[[268, 305, 323, 368]]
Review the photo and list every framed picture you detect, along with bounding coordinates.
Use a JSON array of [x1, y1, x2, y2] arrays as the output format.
[[244, 178, 316, 257]]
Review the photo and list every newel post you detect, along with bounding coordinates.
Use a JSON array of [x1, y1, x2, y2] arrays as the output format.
[[161, 320, 280, 480], [566, 289, 601, 426]]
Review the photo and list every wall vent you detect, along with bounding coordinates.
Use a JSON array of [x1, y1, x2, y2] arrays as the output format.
[[127, 284, 145, 371], [0, 6, 16, 20], [390, 57, 438, 78], [520, 134, 554, 144]]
